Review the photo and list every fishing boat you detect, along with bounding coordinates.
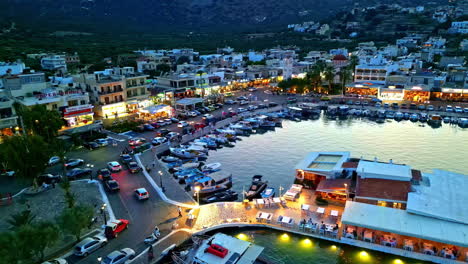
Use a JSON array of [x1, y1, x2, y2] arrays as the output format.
[[190, 172, 233, 196], [403, 112, 410, 120], [161, 156, 181, 163], [176, 169, 204, 183], [245, 175, 268, 200], [450, 117, 458, 124], [182, 144, 209, 153], [170, 148, 207, 159], [195, 138, 218, 149], [459, 118, 468, 128], [260, 187, 275, 199], [174, 233, 264, 264], [428, 115, 442, 127], [201, 162, 221, 173], [191, 140, 209, 148], [201, 190, 238, 204], [419, 113, 428, 122], [409, 113, 419, 122], [172, 162, 201, 172], [229, 122, 253, 132], [386, 111, 395, 119], [206, 134, 229, 144], [216, 128, 237, 135], [394, 112, 404, 121]]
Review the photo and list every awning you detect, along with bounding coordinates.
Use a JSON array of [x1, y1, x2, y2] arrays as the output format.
[[141, 104, 170, 114], [316, 179, 350, 194], [341, 201, 468, 247]]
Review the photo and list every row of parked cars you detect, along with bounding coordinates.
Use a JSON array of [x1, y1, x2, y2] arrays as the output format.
[[179, 103, 224, 119]]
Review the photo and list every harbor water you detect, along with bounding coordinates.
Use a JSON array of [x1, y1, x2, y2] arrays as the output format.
[[200, 114, 468, 264]]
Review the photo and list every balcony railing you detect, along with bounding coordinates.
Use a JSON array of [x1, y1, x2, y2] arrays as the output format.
[[98, 88, 124, 95], [0, 116, 18, 128]]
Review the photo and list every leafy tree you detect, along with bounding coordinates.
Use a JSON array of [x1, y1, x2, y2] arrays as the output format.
[[60, 178, 76, 209], [307, 67, 322, 92], [339, 66, 353, 96], [30, 222, 60, 261], [348, 55, 359, 71], [156, 63, 171, 73], [0, 231, 30, 264], [7, 210, 36, 230], [0, 135, 50, 183], [13, 103, 64, 142], [58, 205, 94, 242], [176, 56, 190, 65], [323, 65, 335, 94]]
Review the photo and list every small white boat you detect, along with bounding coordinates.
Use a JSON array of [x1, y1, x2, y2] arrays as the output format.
[[183, 144, 209, 153], [170, 148, 206, 159], [216, 128, 237, 135], [229, 122, 252, 131], [201, 162, 221, 173], [192, 140, 209, 148], [443, 116, 451, 123], [173, 162, 200, 172]]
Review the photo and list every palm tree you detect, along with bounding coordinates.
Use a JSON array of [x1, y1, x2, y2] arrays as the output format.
[[348, 55, 359, 72], [307, 67, 322, 92], [7, 210, 36, 229], [323, 66, 335, 94], [339, 66, 353, 96]]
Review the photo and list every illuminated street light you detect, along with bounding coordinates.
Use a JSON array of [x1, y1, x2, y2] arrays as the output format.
[[100, 204, 107, 225], [158, 170, 165, 192], [344, 183, 348, 200], [194, 185, 201, 205]]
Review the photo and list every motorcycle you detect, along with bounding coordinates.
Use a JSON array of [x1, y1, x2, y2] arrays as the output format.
[[144, 226, 161, 244]]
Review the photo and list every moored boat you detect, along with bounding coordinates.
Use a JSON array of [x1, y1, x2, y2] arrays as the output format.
[[260, 187, 275, 198], [201, 190, 238, 204], [170, 147, 207, 159], [201, 162, 221, 173], [428, 115, 442, 128], [245, 175, 268, 200], [190, 171, 233, 196]]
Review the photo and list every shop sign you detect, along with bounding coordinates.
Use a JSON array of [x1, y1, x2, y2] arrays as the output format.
[[442, 88, 463, 93], [64, 104, 93, 113]]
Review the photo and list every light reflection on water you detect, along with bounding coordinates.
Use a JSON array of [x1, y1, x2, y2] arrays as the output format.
[[206, 116, 468, 195]]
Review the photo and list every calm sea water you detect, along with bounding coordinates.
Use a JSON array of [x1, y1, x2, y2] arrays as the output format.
[[202, 114, 468, 264]]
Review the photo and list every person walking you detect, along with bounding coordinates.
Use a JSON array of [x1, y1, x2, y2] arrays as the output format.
[[178, 206, 183, 217]]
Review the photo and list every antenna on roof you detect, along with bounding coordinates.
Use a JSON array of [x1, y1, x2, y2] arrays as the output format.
[[389, 159, 393, 164], [374, 157, 378, 162]]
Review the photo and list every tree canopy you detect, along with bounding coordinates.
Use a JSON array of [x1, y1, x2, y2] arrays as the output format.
[[14, 103, 64, 142], [58, 205, 94, 242]]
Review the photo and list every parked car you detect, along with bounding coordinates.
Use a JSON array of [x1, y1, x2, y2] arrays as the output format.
[[247, 105, 258, 111], [268, 102, 279, 107], [42, 258, 67, 264], [65, 159, 84, 169], [166, 132, 180, 140], [354, 101, 361, 106], [237, 96, 248, 101], [134, 188, 149, 200], [38, 174, 62, 185], [427, 105, 435, 111], [155, 129, 170, 137], [120, 154, 133, 164], [48, 156, 60, 166], [100, 248, 135, 264], [237, 107, 247, 113], [248, 87, 257, 92], [66, 168, 92, 179], [455, 106, 463, 113], [446, 105, 454, 112], [170, 117, 179, 123], [97, 169, 112, 181], [464, 108, 468, 113], [104, 180, 120, 192], [128, 138, 146, 147], [94, 138, 109, 147], [107, 161, 122, 172], [257, 103, 267, 109], [225, 100, 237, 105], [214, 103, 224, 108], [417, 104, 426, 110], [375, 102, 382, 108], [74, 235, 108, 257], [178, 121, 189, 128], [83, 142, 99, 150], [239, 100, 248, 105], [127, 162, 141, 173], [196, 107, 207, 114], [104, 219, 130, 239], [152, 137, 168, 145], [409, 103, 417, 110], [391, 103, 399, 109], [143, 124, 155, 131], [187, 111, 198, 117], [202, 114, 214, 120], [400, 103, 408, 109], [383, 103, 390, 108], [206, 105, 216, 111]]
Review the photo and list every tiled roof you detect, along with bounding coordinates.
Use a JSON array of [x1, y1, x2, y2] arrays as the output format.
[[356, 176, 411, 202]]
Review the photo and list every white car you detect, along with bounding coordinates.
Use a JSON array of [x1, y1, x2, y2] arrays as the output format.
[[225, 100, 237, 105], [203, 114, 214, 119], [178, 121, 189, 128], [48, 156, 60, 166], [151, 137, 168, 145], [426, 105, 434, 111], [187, 111, 198, 117], [74, 235, 108, 257], [135, 188, 149, 200], [239, 100, 248, 105], [42, 259, 67, 264], [455, 106, 463, 113], [107, 161, 122, 172], [95, 138, 109, 147], [237, 108, 247, 113], [247, 105, 258, 111], [446, 105, 453, 112], [166, 132, 180, 140], [248, 87, 257, 92], [464, 108, 468, 113], [101, 248, 135, 264]]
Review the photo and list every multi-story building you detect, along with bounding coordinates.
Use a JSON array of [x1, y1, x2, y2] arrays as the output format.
[[450, 21, 468, 34], [354, 55, 398, 85], [0, 61, 26, 75], [75, 67, 150, 118], [41, 55, 67, 72]]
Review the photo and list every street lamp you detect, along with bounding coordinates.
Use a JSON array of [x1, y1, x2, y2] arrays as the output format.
[[344, 183, 348, 200], [194, 185, 201, 205], [100, 203, 107, 225], [158, 170, 165, 192], [97, 257, 102, 262]]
